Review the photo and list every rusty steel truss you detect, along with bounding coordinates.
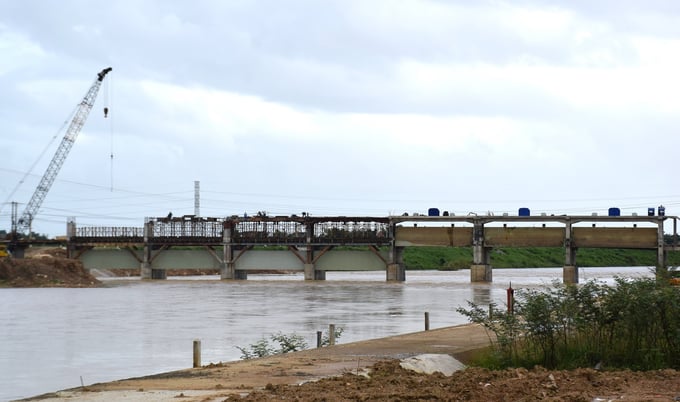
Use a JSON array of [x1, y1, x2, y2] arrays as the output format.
[[71, 215, 392, 246]]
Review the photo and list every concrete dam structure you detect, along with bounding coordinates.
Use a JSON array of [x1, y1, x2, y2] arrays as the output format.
[[55, 213, 676, 283]]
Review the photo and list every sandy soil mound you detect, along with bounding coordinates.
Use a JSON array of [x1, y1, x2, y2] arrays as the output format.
[[242, 360, 680, 401], [0, 253, 101, 288]]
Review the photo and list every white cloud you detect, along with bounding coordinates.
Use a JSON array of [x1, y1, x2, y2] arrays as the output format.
[[0, 24, 46, 75], [138, 81, 324, 144], [3, 0, 680, 236]]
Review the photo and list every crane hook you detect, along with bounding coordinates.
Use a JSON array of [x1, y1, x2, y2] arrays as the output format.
[[104, 107, 109, 118]]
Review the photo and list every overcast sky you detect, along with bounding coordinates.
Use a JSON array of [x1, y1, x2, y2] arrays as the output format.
[[2, 0, 680, 237]]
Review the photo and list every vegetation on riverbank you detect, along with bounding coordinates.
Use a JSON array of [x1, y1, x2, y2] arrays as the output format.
[[458, 273, 680, 371], [403, 246, 680, 270], [237, 327, 344, 359]]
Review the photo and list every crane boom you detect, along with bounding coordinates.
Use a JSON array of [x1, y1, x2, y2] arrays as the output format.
[[15, 67, 112, 235]]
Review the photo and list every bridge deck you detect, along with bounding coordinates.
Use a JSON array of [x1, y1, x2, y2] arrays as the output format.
[[66, 214, 675, 249]]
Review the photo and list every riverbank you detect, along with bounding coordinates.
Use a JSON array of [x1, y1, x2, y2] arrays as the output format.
[[22, 323, 680, 401], [25, 324, 491, 401], [0, 249, 100, 287]]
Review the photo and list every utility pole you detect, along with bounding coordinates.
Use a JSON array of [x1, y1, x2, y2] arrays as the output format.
[[194, 180, 200, 217], [10, 201, 17, 237]]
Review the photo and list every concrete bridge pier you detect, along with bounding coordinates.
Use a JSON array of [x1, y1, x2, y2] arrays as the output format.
[[301, 228, 326, 281], [141, 262, 152, 279], [563, 265, 578, 284], [387, 245, 405, 282], [141, 263, 167, 280], [220, 262, 234, 280], [387, 263, 405, 281], [656, 219, 667, 278], [563, 221, 578, 284], [221, 253, 247, 279], [219, 261, 247, 280], [304, 263, 326, 280], [220, 227, 247, 280], [301, 242, 326, 280], [470, 262, 492, 282], [140, 220, 166, 280], [657, 219, 667, 267], [140, 248, 166, 280], [471, 222, 492, 282]]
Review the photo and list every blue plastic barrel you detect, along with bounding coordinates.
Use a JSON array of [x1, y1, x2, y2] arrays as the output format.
[[608, 208, 621, 216], [648, 207, 655, 216], [658, 205, 666, 216], [518, 208, 530, 216], [428, 208, 440, 216]]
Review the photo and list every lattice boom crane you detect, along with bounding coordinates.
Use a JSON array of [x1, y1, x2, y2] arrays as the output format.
[[15, 67, 112, 235]]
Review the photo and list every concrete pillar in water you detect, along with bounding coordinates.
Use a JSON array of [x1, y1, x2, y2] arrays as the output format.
[[470, 264, 492, 282], [220, 262, 234, 280], [563, 220, 578, 284], [657, 218, 667, 271], [387, 245, 405, 282], [141, 262, 152, 279], [141, 218, 157, 279], [471, 221, 492, 282], [387, 263, 405, 281], [563, 265, 578, 284], [140, 245, 154, 279], [304, 263, 326, 280], [304, 263, 313, 280], [221, 225, 232, 280]]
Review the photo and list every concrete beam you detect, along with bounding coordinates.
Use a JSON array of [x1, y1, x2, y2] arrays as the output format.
[[395, 227, 473, 247], [572, 227, 657, 248], [485, 227, 564, 247]]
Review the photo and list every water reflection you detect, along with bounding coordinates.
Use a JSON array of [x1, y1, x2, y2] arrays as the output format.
[[472, 285, 492, 306]]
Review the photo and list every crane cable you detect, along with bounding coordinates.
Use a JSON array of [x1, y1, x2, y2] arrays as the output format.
[[104, 71, 114, 192], [0, 108, 76, 216]]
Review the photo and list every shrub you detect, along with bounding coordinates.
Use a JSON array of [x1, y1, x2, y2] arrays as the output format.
[[237, 332, 307, 360], [237, 327, 343, 360], [458, 275, 680, 370]]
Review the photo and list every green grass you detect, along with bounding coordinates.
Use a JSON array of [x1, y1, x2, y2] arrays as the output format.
[[403, 246, 680, 270]]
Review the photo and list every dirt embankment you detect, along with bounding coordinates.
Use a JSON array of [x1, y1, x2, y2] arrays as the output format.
[[0, 248, 100, 288], [240, 361, 680, 402]]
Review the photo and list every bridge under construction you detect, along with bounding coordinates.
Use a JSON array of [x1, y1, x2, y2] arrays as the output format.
[[16, 213, 669, 283]]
